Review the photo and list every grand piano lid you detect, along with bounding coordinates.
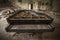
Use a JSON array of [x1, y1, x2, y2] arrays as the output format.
[[5, 24, 55, 33], [7, 10, 53, 24]]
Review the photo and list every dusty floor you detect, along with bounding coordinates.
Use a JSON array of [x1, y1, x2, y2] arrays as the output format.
[[0, 10, 60, 40]]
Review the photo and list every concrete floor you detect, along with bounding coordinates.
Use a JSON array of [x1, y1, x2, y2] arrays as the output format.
[[0, 11, 60, 40]]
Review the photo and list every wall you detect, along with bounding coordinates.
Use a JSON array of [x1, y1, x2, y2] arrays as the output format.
[[33, 1, 38, 11], [52, 0, 60, 12], [0, 0, 12, 7], [11, 0, 39, 10]]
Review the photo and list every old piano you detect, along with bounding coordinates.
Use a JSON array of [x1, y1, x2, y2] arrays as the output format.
[[5, 10, 55, 33]]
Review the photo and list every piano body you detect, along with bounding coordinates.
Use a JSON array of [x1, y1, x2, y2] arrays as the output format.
[[6, 10, 55, 33]]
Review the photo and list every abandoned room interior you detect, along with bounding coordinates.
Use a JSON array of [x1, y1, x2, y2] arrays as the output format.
[[0, 0, 60, 40]]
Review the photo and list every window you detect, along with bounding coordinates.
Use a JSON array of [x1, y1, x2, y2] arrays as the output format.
[[46, 2, 48, 5], [18, 0, 22, 2], [42, 3, 44, 5]]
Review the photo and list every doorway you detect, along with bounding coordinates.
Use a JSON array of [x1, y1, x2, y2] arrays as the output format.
[[29, 3, 33, 10]]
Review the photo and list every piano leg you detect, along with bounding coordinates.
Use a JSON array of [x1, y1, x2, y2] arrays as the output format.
[[12, 32, 21, 37]]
